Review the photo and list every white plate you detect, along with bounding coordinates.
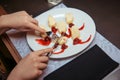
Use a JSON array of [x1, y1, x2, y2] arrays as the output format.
[[26, 8, 96, 58]]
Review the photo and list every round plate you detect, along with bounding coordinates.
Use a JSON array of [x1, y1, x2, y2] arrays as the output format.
[[26, 8, 96, 58]]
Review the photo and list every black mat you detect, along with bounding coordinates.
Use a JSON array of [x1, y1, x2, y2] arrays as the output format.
[[44, 45, 119, 80]]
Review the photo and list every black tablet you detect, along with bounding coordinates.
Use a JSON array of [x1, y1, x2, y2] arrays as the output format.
[[44, 45, 119, 80]]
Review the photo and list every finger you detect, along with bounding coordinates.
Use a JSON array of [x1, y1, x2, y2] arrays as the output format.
[[27, 22, 46, 33], [18, 27, 33, 31], [32, 19, 38, 25], [27, 16, 46, 33], [28, 15, 40, 27], [36, 48, 53, 56], [38, 56, 49, 63], [37, 70, 43, 76], [29, 23, 46, 33], [38, 63, 48, 70], [29, 18, 38, 25], [34, 26, 46, 33]]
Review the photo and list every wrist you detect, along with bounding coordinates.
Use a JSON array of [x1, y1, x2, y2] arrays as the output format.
[[7, 69, 22, 80], [0, 15, 11, 29], [0, 15, 11, 34]]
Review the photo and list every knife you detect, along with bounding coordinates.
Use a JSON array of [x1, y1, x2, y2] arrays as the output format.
[[46, 31, 52, 36]]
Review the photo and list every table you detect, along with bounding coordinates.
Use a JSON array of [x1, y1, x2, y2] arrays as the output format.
[[0, 0, 120, 80], [1, 0, 120, 49], [4, 3, 120, 80]]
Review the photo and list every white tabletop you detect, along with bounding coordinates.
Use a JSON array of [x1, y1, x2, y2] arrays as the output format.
[[6, 3, 120, 80]]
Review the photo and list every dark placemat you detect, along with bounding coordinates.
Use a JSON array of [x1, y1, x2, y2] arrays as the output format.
[[44, 45, 119, 80]]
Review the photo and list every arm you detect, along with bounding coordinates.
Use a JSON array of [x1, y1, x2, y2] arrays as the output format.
[[0, 11, 52, 80], [0, 11, 46, 35]]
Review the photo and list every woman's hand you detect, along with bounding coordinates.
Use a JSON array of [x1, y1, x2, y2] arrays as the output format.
[[7, 48, 53, 80], [0, 11, 45, 33]]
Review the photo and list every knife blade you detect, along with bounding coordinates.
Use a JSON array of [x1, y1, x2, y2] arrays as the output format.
[[46, 31, 52, 36]]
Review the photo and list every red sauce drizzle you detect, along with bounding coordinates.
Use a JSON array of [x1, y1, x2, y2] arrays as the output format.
[[36, 36, 51, 46], [53, 44, 68, 54], [53, 49, 64, 54], [61, 28, 71, 38], [69, 23, 74, 28], [73, 35, 92, 45], [61, 44, 68, 49], [52, 26, 57, 34], [53, 43, 59, 49], [36, 22, 91, 54], [79, 23, 85, 30]]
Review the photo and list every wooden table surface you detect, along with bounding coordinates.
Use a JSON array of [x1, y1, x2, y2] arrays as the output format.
[[0, 0, 120, 53]]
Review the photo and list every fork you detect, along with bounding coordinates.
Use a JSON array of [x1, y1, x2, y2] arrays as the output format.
[[46, 34, 59, 56]]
